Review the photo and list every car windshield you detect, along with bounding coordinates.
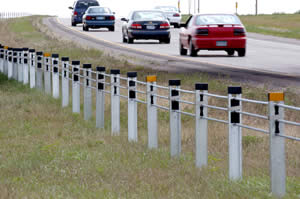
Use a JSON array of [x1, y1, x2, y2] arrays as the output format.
[[76, 1, 99, 9], [88, 7, 111, 14], [155, 6, 178, 12], [133, 11, 166, 20], [195, 15, 241, 25]]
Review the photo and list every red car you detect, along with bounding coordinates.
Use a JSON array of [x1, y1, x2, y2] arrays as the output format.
[[179, 14, 246, 57]]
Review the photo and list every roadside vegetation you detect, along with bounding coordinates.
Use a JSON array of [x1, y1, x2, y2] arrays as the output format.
[[0, 16, 299, 198]]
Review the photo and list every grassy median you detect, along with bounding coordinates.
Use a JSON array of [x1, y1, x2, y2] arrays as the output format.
[[0, 16, 299, 198]]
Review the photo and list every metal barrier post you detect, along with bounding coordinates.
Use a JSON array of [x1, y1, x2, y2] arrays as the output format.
[[17, 48, 23, 82], [228, 86, 243, 181], [29, 49, 35, 88], [3, 46, 8, 76], [7, 48, 13, 79], [147, 75, 158, 149], [110, 69, 120, 135], [127, 72, 138, 142], [12, 49, 18, 80], [195, 83, 208, 168], [52, 54, 60, 99], [0, 45, 3, 73], [169, 80, 181, 157], [61, 57, 69, 107], [268, 93, 286, 197], [83, 64, 92, 121], [96, 66, 106, 128], [36, 52, 44, 91], [72, 61, 80, 113], [44, 53, 51, 94], [22, 48, 29, 84]]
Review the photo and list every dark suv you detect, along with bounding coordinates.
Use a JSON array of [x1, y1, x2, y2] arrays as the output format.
[[69, 0, 100, 26]]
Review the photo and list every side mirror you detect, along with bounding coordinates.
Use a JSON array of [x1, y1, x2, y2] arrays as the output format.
[[121, 18, 128, 22], [167, 18, 170, 21], [68, 6, 74, 10], [180, 23, 187, 28], [112, 12, 116, 15]]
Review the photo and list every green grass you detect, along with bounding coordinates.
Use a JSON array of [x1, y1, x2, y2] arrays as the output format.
[[0, 16, 300, 198]]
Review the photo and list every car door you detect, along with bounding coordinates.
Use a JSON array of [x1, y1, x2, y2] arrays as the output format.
[[180, 16, 193, 48], [123, 12, 132, 37]]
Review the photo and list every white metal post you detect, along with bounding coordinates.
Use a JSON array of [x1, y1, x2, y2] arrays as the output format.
[[61, 57, 69, 107], [22, 48, 29, 84], [195, 83, 208, 168], [3, 47, 7, 76], [17, 49, 23, 82], [96, 66, 106, 128], [169, 80, 181, 157], [110, 69, 120, 135], [7, 48, 13, 79], [0, 46, 3, 73], [12, 49, 18, 80], [52, 54, 60, 99], [36, 52, 44, 91], [83, 64, 92, 121], [44, 54, 51, 95], [147, 76, 158, 149], [268, 93, 286, 198], [29, 49, 36, 88], [127, 72, 138, 142], [228, 86, 243, 181], [72, 61, 81, 113]]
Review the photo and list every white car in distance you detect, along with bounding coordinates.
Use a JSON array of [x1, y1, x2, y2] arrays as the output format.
[[154, 6, 181, 28]]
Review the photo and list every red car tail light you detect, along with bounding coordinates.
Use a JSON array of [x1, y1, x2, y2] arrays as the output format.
[[109, 16, 115, 20], [160, 23, 170, 29], [196, 28, 209, 36], [86, 16, 92, 20], [234, 28, 246, 36], [173, 13, 180, 17], [74, 11, 78, 16], [131, 23, 142, 29]]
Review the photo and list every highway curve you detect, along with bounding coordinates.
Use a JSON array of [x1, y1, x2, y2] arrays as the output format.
[[44, 17, 300, 87]]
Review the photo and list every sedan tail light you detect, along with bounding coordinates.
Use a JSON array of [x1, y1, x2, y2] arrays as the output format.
[[109, 16, 115, 20], [234, 28, 246, 36], [86, 16, 92, 20], [74, 11, 78, 16], [196, 28, 209, 36], [131, 23, 142, 29], [160, 23, 170, 29], [173, 13, 180, 17]]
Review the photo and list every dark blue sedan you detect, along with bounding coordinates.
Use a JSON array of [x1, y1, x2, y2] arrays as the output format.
[[82, 6, 115, 31]]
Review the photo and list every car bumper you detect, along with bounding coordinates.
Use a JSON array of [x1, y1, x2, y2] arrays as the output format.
[[193, 37, 246, 50], [85, 20, 115, 27], [128, 30, 170, 40], [72, 16, 83, 23]]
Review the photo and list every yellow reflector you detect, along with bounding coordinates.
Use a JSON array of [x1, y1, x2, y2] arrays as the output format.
[[43, 53, 51, 57], [268, 93, 284, 101], [4, 46, 8, 49], [146, 76, 157, 82]]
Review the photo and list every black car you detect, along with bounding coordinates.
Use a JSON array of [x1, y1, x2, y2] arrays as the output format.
[[82, 6, 115, 31], [121, 10, 171, 44], [69, 0, 100, 26]]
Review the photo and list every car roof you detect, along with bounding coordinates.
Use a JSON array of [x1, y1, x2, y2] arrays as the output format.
[[194, 13, 237, 17], [87, 6, 108, 9], [133, 10, 164, 13]]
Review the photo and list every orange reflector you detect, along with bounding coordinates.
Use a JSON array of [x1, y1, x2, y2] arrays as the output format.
[[268, 93, 284, 101], [44, 53, 51, 57], [146, 76, 157, 82], [4, 46, 8, 49]]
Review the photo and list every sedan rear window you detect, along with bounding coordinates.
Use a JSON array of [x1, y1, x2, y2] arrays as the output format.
[[195, 15, 241, 25], [76, 1, 99, 9], [133, 11, 166, 21], [88, 7, 111, 14]]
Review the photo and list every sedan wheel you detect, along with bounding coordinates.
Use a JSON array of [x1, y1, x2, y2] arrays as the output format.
[[189, 41, 197, 57], [226, 49, 234, 56], [179, 42, 187, 55], [238, 48, 246, 57], [127, 37, 134, 44], [122, 33, 127, 43]]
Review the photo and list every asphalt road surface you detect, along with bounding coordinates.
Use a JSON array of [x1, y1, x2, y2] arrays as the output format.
[[44, 17, 300, 87]]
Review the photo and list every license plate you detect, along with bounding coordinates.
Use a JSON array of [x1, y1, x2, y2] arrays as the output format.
[[216, 41, 227, 47], [147, 25, 155, 30], [97, 16, 105, 20]]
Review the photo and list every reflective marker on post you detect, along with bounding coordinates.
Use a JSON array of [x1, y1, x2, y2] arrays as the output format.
[[7, 48, 13, 79], [96, 66, 106, 129], [169, 79, 181, 157], [83, 64, 92, 121], [17, 48, 23, 82], [36, 51, 44, 91], [44, 53, 51, 94], [228, 86, 243, 181], [29, 49, 36, 88], [268, 92, 286, 198], [110, 69, 120, 135], [147, 75, 158, 149], [128, 72, 138, 142], [22, 48, 29, 84], [195, 83, 208, 168], [52, 54, 60, 99], [72, 61, 80, 113], [61, 57, 69, 107]]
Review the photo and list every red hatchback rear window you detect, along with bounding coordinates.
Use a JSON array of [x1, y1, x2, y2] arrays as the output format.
[[195, 15, 241, 25]]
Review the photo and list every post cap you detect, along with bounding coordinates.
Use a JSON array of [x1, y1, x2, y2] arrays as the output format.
[[96, 66, 106, 72], [169, 79, 181, 86], [228, 86, 242, 94], [268, 93, 284, 101], [61, 57, 69, 61], [110, 69, 120, 75], [44, 53, 51, 57], [36, 51, 43, 56], [72, 60, 80, 65], [52, 53, 59, 58], [22, 48, 29, 51], [83, 64, 92, 69], [195, 83, 208, 90], [146, 75, 157, 82], [8, 47, 13, 50], [29, 49, 35, 52], [127, 72, 137, 78]]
